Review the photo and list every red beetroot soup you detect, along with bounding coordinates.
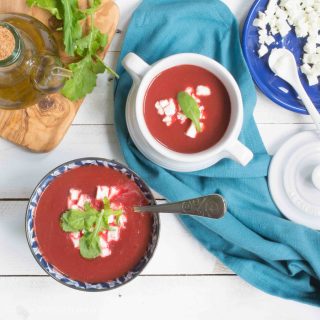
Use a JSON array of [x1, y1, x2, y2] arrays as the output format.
[[144, 65, 231, 153], [34, 165, 154, 283]]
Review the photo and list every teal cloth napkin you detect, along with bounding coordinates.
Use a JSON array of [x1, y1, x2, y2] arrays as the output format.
[[114, 0, 320, 306]]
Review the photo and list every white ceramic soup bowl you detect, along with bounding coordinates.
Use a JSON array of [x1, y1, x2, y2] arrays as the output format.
[[122, 52, 253, 172]]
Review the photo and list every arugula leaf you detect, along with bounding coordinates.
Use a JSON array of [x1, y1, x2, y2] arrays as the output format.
[[177, 91, 202, 132], [60, 55, 105, 100], [27, 0, 118, 100], [79, 209, 104, 259], [83, 0, 102, 15], [79, 232, 101, 259], [27, 0, 63, 19], [61, 209, 86, 232], [75, 26, 107, 56], [60, 0, 85, 56], [60, 196, 124, 259], [95, 55, 119, 79]]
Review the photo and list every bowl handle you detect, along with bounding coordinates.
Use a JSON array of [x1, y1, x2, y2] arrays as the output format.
[[122, 52, 151, 83], [225, 140, 253, 166]]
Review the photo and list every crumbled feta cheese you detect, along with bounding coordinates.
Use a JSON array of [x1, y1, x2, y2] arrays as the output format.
[[77, 194, 91, 208], [184, 87, 194, 95], [265, 35, 275, 45], [253, 0, 320, 86], [307, 74, 319, 85], [191, 93, 201, 104], [118, 215, 127, 227], [162, 115, 173, 126], [177, 112, 187, 124], [301, 63, 313, 75], [163, 99, 176, 116], [155, 98, 177, 123], [108, 186, 119, 200], [69, 188, 81, 201], [108, 227, 120, 242], [258, 45, 269, 57], [159, 99, 169, 108], [96, 185, 109, 200], [100, 236, 111, 257], [253, 18, 266, 28], [304, 42, 317, 54], [70, 232, 81, 248], [278, 20, 291, 37], [155, 102, 164, 115], [185, 123, 197, 138], [196, 85, 211, 96]]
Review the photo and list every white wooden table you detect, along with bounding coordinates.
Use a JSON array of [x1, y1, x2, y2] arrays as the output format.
[[0, 1, 319, 319]]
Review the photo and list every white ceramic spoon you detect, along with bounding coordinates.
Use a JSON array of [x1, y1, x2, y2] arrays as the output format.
[[268, 48, 320, 132]]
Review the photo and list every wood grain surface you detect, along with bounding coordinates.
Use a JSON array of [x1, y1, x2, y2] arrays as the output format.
[[0, 0, 119, 152]]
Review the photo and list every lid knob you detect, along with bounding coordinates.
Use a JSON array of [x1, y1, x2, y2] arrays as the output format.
[[312, 165, 320, 191]]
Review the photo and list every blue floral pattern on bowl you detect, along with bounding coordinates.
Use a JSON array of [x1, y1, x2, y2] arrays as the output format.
[[26, 158, 160, 291]]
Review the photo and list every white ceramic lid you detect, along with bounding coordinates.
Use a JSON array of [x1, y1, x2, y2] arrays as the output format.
[[268, 130, 320, 229]]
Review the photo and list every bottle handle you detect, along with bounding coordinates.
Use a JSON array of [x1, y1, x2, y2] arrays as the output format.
[[122, 52, 151, 83], [225, 140, 253, 166]]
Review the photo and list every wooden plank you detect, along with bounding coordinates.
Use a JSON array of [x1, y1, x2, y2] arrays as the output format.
[[0, 123, 314, 198], [0, 201, 217, 275], [0, 276, 318, 320], [0, 0, 119, 152]]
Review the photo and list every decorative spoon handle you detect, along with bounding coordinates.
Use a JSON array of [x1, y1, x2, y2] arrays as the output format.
[[134, 194, 226, 219]]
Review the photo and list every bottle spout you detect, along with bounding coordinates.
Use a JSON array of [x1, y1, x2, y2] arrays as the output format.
[[50, 66, 73, 79], [31, 55, 72, 94]]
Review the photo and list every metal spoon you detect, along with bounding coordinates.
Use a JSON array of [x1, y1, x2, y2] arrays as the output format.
[[134, 194, 226, 219], [268, 48, 320, 132]]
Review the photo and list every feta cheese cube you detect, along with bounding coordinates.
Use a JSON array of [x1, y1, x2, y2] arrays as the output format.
[[163, 99, 176, 116], [69, 188, 81, 201], [265, 35, 275, 45], [77, 194, 91, 208], [100, 237, 111, 257], [301, 63, 313, 75], [184, 87, 193, 95], [307, 74, 319, 86], [118, 215, 127, 227], [96, 185, 109, 200], [253, 18, 266, 28], [177, 112, 187, 124], [278, 20, 291, 36], [196, 85, 211, 96], [162, 116, 172, 126], [185, 123, 197, 138], [258, 45, 269, 57], [108, 186, 119, 200], [108, 227, 120, 242]]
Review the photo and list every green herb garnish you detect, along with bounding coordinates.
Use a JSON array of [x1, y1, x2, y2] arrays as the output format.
[[26, 0, 63, 19], [60, 197, 123, 260], [27, 0, 119, 101], [177, 91, 202, 132]]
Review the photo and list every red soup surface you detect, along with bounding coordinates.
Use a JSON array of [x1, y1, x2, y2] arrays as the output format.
[[144, 65, 231, 153], [34, 165, 153, 283]]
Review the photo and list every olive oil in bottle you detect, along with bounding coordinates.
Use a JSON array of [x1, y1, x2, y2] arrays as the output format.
[[0, 13, 71, 110]]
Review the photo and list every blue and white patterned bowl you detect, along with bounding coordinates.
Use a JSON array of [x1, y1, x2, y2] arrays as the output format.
[[25, 158, 160, 291]]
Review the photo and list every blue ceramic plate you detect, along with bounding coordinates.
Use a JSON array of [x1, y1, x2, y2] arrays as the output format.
[[242, 0, 320, 114], [26, 158, 160, 291]]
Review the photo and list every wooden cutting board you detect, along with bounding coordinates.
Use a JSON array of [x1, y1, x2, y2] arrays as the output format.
[[0, 0, 119, 152]]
